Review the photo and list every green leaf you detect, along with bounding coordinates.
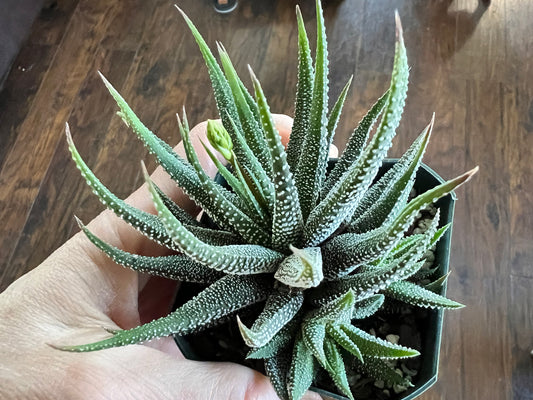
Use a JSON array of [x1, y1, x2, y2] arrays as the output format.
[[56, 275, 271, 352], [323, 167, 475, 278], [225, 112, 276, 212], [352, 294, 385, 319], [200, 141, 249, 208], [316, 216, 447, 304], [294, 0, 329, 220], [328, 161, 477, 276], [302, 319, 327, 367], [274, 245, 323, 289], [326, 323, 363, 362], [386, 280, 464, 309], [145, 167, 284, 274], [424, 272, 451, 293], [355, 357, 412, 387], [347, 117, 434, 233], [411, 264, 439, 281], [304, 17, 409, 247], [326, 75, 353, 146], [264, 352, 291, 400], [288, 333, 316, 400], [340, 324, 420, 359], [237, 290, 304, 348], [323, 338, 354, 400], [185, 225, 242, 246], [246, 318, 299, 359], [98, 74, 221, 212], [176, 6, 274, 213], [200, 139, 269, 227], [249, 67, 304, 251], [306, 290, 356, 325], [321, 89, 389, 198], [311, 258, 425, 307], [77, 218, 222, 283], [152, 183, 200, 227], [66, 126, 177, 251], [286, 5, 315, 172], [178, 115, 272, 245], [218, 44, 273, 177], [388, 167, 478, 240], [238, 79, 262, 127]]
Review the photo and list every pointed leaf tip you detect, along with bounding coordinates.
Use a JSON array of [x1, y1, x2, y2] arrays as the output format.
[[216, 41, 228, 54], [236, 315, 255, 346], [65, 123, 73, 144], [422, 114, 435, 141], [174, 4, 186, 17], [74, 215, 84, 230], [140, 160, 150, 181], [247, 64, 258, 82], [469, 165, 480, 177], [395, 10, 403, 40], [458, 166, 479, 186], [97, 70, 111, 87]]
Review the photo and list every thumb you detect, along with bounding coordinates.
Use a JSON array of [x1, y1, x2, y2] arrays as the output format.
[[157, 358, 323, 400], [171, 360, 280, 400], [104, 345, 323, 400], [100, 347, 280, 400]]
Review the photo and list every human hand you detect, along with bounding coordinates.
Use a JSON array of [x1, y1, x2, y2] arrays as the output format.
[[0, 115, 323, 400]]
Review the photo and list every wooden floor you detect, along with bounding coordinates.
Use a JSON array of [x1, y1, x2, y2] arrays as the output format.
[[1, 0, 531, 398]]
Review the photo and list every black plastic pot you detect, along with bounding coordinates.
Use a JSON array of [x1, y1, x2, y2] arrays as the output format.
[[174, 159, 456, 400]]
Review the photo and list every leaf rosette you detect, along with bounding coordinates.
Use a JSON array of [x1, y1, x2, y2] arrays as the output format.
[[59, 2, 477, 399]]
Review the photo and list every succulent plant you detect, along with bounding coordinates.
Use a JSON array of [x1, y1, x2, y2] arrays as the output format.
[[60, 2, 477, 399]]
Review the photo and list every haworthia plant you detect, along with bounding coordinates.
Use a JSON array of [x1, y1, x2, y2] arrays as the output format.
[[59, 2, 477, 400]]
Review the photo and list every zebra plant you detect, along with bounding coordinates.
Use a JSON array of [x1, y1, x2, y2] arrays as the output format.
[[60, 2, 477, 399]]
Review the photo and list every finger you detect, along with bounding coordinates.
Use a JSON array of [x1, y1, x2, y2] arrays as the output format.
[[302, 392, 323, 400], [272, 113, 293, 147], [138, 276, 180, 324], [71, 347, 281, 400]]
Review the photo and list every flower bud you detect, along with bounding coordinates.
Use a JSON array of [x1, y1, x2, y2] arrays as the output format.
[[207, 120, 233, 161]]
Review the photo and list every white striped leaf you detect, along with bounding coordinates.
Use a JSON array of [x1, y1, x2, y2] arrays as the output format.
[[57, 275, 271, 352], [288, 333, 316, 400], [294, 0, 329, 220], [304, 17, 409, 247], [321, 89, 389, 198], [286, 5, 315, 172], [146, 168, 284, 274], [77, 218, 222, 283], [237, 290, 304, 348], [250, 68, 304, 251], [340, 324, 420, 359], [386, 280, 464, 309], [274, 246, 323, 289]]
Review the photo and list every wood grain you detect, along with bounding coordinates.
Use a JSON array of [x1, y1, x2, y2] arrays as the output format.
[[1, 0, 531, 398]]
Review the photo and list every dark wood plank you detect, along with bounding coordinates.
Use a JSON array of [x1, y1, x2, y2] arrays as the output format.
[[0, 0, 532, 398], [0, 0, 125, 280], [26, 0, 81, 46], [3, 49, 136, 287], [0, 43, 56, 170], [0, 0, 45, 84]]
